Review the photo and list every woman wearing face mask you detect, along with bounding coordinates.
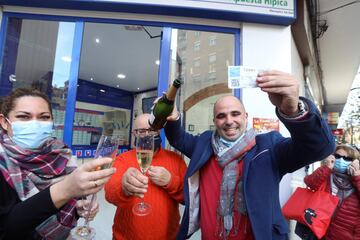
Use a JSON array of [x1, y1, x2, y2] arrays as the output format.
[[0, 88, 116, 240], [303, 144, 360, 240]]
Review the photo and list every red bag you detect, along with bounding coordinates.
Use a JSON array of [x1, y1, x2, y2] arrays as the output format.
[[282, 183, 339, 239]]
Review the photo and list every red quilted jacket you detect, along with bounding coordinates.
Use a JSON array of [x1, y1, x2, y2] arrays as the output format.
[[304, 165, 360, 240]]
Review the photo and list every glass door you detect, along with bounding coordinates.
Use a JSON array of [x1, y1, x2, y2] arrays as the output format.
[[167, 28, 235, 153], [72, 22, 162, 159], [0, 17, 77, 140]]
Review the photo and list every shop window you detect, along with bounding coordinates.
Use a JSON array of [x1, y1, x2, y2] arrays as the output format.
[[194, 58, 201, 68], [194, 41, 200, 51], [0, 18, 76, 141], [209, 63, 216, 73], [73, 22, 161, 157], [178, 32, 187, 41], [168, 29, 234, 155], [209, 53, 217, 63], [192, 74, 201, 82], [208, 72, 216, 81], [209, 35, 217, 46], [179, 45, 187, 52]]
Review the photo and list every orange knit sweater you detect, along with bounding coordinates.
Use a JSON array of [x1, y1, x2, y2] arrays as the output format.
[[105, 148, 187, 240]]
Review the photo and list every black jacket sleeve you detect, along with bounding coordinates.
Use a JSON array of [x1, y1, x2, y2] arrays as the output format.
[[0, 175, 59, 240]]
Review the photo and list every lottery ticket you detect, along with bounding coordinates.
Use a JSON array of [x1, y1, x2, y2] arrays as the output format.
[[228, 66, 260, 89]]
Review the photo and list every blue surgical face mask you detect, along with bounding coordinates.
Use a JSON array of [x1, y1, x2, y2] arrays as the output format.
[[220, 137, 236, 148], [7, 119, 54, 149], [219, 131, 245, 148], [334, 158, 351, 173]]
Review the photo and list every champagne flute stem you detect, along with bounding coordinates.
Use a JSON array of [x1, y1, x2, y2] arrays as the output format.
[[140, 170, 147, 208], [83, 193, 96, 227]]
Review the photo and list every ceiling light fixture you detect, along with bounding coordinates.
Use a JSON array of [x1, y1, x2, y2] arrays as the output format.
[[117, 74, 126, 79], [100, 89, 106, 93], [90, 77, 94, 81], [116, 85, 120, 88], [155, 60, 160, 65], [137, 87, 140, 90], [95, 38, 100, 43]]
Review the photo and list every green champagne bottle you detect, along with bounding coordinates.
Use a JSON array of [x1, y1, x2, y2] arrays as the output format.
[[149, 78, 183, 130]]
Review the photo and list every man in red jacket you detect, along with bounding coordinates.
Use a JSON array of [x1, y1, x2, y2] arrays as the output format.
[[105, 113, 187, 240]]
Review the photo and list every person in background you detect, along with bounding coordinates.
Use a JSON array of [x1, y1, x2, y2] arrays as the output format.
[[105, 113, 187, 240], [164, 70, 335, 239], [304, 144, 360, 239], [0, 88, 116, 240]]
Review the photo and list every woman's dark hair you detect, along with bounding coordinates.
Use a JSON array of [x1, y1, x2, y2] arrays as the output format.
[[0, 88, 53, 118]]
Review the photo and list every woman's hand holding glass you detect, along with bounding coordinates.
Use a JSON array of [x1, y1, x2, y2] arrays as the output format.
[[50, 157, 116, 209], [70, 134, 120, 239]]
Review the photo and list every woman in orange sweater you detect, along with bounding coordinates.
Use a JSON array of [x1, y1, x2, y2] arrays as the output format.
[[105, 114, 187, 240]]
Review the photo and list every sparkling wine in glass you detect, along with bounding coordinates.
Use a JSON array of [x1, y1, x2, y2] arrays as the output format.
[[70, 134, 120, 240], [132, 134, 154, 216]]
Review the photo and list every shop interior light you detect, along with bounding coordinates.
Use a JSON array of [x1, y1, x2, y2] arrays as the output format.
[[90, 77, 94, 81], [117, 74, 126, 79], [100, 89, 106, 93], [155, 60, 160, 65], [137, 87, 140, 90], [95, 38, 100, 43], [116, 85, 120, 88]]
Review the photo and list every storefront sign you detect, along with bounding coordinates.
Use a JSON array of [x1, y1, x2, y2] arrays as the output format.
[[3, 0, 296, 25], [139, 0, 295, 18]]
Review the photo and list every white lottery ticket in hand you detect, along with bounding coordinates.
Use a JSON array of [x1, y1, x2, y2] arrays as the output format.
[[228, 66, 260, 89]]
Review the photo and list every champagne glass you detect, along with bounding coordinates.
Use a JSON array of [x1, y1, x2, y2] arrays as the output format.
[[132, 134, 154, 216], [70, 134, 120, 240]]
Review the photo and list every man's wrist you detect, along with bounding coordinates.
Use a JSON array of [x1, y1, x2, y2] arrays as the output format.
[[278, 99, 308, 120]]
